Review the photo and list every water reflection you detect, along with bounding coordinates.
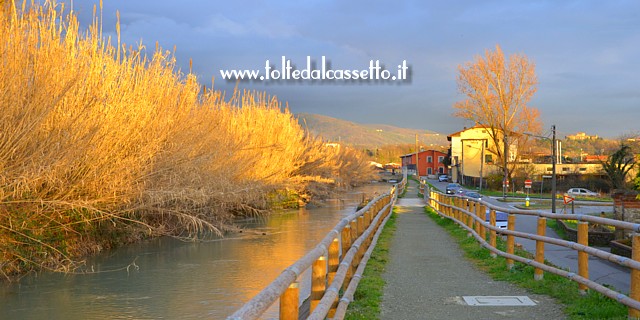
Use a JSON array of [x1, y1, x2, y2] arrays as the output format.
[[0, 184, 390, 319]]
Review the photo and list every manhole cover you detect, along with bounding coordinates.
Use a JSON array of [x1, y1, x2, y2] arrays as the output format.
[[462, 296, 536, 306]]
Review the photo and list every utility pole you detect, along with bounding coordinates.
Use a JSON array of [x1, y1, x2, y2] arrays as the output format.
[[415, 134, 419, 178], [551, 125, 557, 213], [503, 131, 508, 201], [479, 139, 485, 192]]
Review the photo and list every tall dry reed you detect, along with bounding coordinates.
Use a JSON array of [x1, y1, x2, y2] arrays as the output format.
[[0, 1, 375, 278]]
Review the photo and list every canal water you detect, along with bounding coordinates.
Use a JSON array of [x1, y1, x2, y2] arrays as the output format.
[[0, 184, 391, 319]]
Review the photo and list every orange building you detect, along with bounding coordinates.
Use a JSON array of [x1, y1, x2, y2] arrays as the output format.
[[400, 150, 448, 177]]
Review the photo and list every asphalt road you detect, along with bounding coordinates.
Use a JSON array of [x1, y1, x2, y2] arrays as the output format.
[[426, 178, 630, 294]]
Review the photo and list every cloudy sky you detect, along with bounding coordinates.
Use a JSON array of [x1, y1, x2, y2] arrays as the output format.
[[67, 0, 639, 138]]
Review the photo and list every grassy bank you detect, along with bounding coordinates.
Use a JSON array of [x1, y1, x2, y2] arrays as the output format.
[[0, 2, 375, 278], [424, 207, 627, 319], [345, 209, 397, 319]]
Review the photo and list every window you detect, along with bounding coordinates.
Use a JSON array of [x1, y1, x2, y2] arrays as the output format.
[[546, 167, 553, 172], [427, 167, 432, 175], [579, 167, 587, 172], [562, 167, 570, 172], [438, 156, 444, 163], [438, 167, 444, 174], [427, 156, 433, 163], [485, 154, 493, 164]]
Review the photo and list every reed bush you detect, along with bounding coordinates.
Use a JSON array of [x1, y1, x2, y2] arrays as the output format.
[[0, 1, 375, 278]]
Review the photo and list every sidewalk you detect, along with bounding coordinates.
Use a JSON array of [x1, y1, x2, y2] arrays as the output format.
[[380, 180, 566, 320]]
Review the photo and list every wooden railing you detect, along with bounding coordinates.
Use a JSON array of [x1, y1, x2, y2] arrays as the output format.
[[425, 186, 640, 318], [227, 177, 406, 320]]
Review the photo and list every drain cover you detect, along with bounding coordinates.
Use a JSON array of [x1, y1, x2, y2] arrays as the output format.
[[462, 296, 536, 306]]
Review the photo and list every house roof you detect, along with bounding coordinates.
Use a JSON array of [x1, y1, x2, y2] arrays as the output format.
[[447, 124, 490, 139], [400, 150, 447, 158]]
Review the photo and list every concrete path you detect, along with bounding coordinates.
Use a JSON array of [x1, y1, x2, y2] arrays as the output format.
[[380, 181, 566, 320]]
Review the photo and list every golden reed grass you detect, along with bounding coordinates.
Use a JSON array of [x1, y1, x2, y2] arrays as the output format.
[[0, 1, 375, 278]]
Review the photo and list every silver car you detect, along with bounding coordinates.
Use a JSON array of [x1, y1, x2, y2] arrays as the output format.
[[566, 188, 599, 197]]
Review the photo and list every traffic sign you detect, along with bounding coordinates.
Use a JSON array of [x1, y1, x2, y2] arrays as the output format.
[[524, 179, 532, 189], [563, 194, 575, 204]]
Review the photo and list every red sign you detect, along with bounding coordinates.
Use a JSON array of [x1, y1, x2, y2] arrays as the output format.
[[524, 179, 532, 188], [563, 195, 575, 204]]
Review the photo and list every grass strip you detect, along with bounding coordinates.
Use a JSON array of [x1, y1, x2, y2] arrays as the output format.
[[424, 206, 627, 319], [344, 209, 397, 320]]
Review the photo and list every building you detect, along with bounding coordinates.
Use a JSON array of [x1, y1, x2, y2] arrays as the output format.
[[400, 150, 448, 177], [584, 155, 608, 163], [566, 132, 599, 141], [447, 125, 516, 185]]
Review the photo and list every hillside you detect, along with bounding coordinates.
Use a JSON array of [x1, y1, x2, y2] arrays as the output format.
[[296, 113, 448, 149]]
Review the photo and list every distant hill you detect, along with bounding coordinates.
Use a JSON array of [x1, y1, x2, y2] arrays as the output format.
[[296, 113, 448, 149]]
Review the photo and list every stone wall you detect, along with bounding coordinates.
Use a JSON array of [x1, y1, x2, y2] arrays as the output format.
[[557, 220, 614, 246]]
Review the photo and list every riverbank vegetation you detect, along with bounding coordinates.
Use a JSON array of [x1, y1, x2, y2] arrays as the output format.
[[0, 2, 375, 278]]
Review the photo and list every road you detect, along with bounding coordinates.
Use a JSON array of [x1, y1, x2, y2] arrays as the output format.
[[425, 178, 630, 294]]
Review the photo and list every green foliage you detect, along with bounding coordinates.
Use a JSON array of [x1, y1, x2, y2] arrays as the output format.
[[601, 144, 636, 190], [345, 209, 397, 320], [480, 173, 503, 190]]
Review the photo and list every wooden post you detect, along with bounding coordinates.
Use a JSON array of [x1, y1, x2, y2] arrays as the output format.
[[311, 256, 327, 312], [479, 204, 486, 241], [350, 220, 358, 244], [348, 220, 358, 289], [341, 225, 351, 260], [630, 233, 640, 319], [534, 217, 546, 281], [280, 282, 299, 320], [489, 209, 497, 258], [357, 216, 365, 239], [328, 238, 340, 284], [506, 214, 515, 270], [328, 238, 340, 318], [577, 222, 589, 295], [474, 202, 481, 236]]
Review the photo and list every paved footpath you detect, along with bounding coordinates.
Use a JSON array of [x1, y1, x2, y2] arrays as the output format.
[[380, 180, 566, 320]]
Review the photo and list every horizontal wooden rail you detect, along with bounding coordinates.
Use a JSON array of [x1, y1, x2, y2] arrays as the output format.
[[425, 186, 640, 317], [228, 176, 406, 319], [308, 202, 393, 320], [333, 202, 395, 319], [443, 211, 640, 310]]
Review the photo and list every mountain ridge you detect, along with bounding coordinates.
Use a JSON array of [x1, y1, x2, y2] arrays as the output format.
[[295, 113, 448, 149]]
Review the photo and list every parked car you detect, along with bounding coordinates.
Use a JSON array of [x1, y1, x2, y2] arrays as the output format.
[[566, 188, 600, 197], [487, 209, 508, 229], [464, 191, 483, 200], [446, 183, 462, 194], [438, 174, 449, 182]]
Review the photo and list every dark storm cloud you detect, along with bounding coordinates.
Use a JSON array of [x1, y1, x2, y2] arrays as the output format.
[[64, 0, 640, 137]]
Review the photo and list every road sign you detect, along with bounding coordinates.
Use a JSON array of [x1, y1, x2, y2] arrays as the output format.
[[524, 179, 532, 189], [563, 194, 575, 204]]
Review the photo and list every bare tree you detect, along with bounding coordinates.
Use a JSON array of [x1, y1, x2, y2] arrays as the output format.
[[454, 45, 542, 182]]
